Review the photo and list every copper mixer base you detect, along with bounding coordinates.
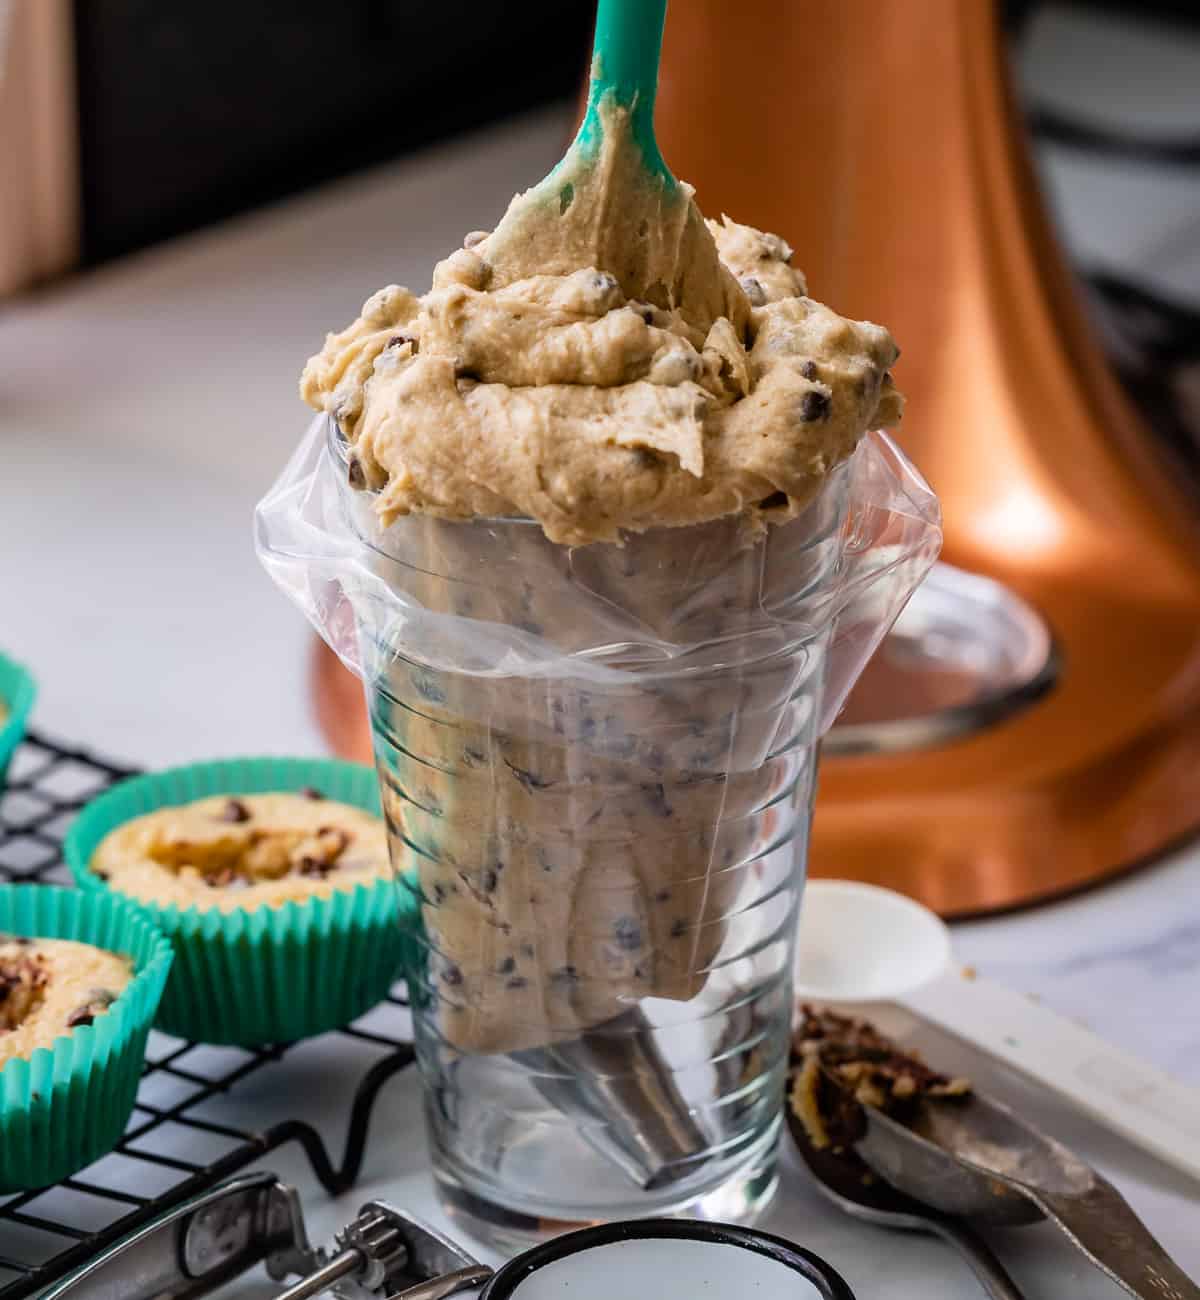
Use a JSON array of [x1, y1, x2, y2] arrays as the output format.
[[308, 1, 1200, 917], [653, 0, 1200, 914]]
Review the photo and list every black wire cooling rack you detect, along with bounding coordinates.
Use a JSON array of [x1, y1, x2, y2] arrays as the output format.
[[0, 731, 415, 1299]]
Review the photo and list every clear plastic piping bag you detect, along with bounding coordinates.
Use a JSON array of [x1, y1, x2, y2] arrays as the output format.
[[255, 415, 941, 735]]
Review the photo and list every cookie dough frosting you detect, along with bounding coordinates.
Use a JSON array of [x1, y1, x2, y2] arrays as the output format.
[[0, 935, 131, 1069], [302, 99, 903, 545], [91, 791, 390, 913]]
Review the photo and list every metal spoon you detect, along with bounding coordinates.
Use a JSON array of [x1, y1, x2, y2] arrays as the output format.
[[851, 1083, 1200, 1300], [785, 1104, 1026, 1299], [794, 880, 1200, 1186]]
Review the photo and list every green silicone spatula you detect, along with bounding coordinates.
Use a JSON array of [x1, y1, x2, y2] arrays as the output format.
[[571, 0, 674, 190], [477, 0, 737, 330]]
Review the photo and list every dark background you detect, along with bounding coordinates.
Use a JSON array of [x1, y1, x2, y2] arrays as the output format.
[[72, 0, 1199, 285], [73, 0, 595, 265]]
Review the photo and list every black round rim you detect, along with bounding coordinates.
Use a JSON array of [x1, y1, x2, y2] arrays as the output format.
[[478, 1218, 857, 1300]]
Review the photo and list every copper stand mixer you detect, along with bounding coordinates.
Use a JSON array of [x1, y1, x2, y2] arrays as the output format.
[[312, 0, 1200, 915]]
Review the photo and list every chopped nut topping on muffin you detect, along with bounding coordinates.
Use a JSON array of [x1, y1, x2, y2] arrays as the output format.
[[90, 792, 390, 913]]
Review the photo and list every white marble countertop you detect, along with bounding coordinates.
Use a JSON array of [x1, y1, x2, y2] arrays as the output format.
[[2, 12, 1199, 1290]]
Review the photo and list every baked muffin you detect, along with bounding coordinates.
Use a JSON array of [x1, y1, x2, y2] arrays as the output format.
[[88, 790, 390, 912], [65, 758, 409, 1047], [0, 884, 172, 1192], [0, 934, 132, 1070]]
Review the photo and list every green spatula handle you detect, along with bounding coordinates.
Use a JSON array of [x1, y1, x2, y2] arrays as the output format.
[[578, 0, 672, 181]]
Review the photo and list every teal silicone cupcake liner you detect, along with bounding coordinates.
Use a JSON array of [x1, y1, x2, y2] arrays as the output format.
[[63, 756, 415, 1047], [0, 884, 173, 1192], [0, 651, 37, 789]]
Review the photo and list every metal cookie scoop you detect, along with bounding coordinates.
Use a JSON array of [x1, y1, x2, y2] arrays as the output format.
[[41, 1173, 493, 1300], [786, 1106, 1026, 1300], [848, 1084, 1199, 1300]]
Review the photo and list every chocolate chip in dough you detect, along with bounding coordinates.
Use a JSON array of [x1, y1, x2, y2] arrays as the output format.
[[506, 976, 529, 990], [300, 786, 325, 801], [800, 360, 819, 380], [219, 798, 251, 824], [497, 956, 516, 975], [66, 1007, 95, 1028], [642, 783, 673, 818], [347, 455, 367, 490], [613, 917, 643, 952], [739, 275, 767, 307], [670, 918, 688, 939], [441, 964, 464, 987], [798, 390, 832, 422], [387, 332, 418, 352]]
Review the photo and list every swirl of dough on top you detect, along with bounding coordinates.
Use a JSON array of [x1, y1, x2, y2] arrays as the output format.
[[301, 103, 902, 546]]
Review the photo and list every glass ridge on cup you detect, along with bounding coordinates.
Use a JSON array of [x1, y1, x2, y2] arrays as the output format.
[[330, 419, 851, 1245]]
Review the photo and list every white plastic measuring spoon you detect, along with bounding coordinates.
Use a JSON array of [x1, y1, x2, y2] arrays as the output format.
[[794, 879, 1200, 1186]]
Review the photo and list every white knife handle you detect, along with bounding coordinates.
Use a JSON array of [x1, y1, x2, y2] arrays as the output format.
[[903, 970, 1200, 1186]]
